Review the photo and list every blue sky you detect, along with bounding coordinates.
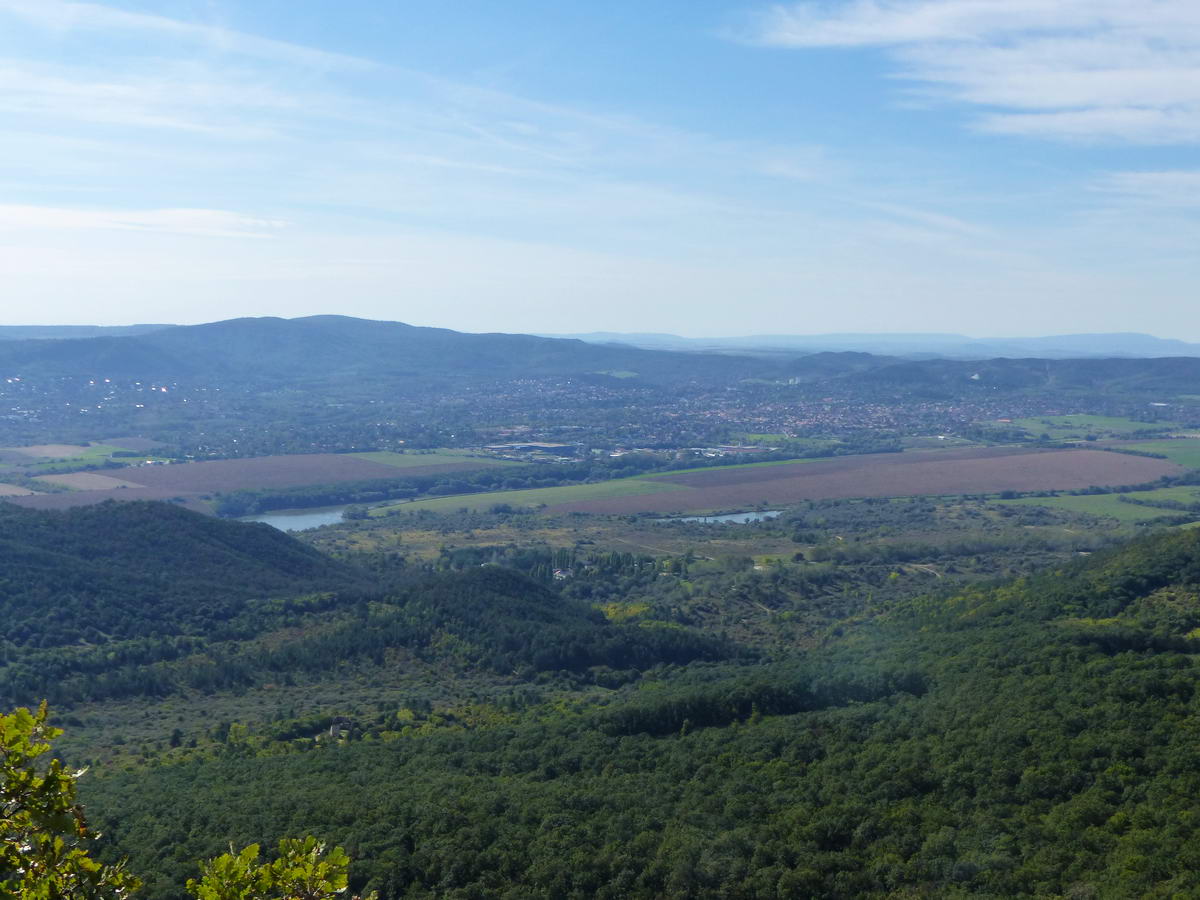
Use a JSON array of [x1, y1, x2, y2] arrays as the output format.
[[1, 0, 1198, 337]]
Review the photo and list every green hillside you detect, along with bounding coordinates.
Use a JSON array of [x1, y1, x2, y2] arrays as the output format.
[[72, 526, 1200, 898], [0, 501, 353, 644], [0, 501, 727, 709]]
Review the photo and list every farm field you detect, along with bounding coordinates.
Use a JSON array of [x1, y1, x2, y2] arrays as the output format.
[[4, 442, 112, 459], [0, 442, 124, 469], [556, 448, 1180, 515], [1109, 439, 1200, 469], [371, 476, 689, 516], [0, 483, 35, 496], [0, 441, 167, 480], [352, 450, 517, 469], [1008, 414, 1174, 440], [385, 447, 1180, 517], [0, 441, 131, 463], [5, 450, 513, 512], [995, 485, 1200, 523], [34, 472, 145, 490]]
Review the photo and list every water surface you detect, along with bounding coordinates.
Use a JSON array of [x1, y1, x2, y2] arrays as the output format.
[[240, 505, 348, 532], [663, 510, 782, 524]]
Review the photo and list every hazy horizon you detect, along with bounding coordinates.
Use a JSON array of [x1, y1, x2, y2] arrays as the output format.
[[3, 1, 1199, 338], [3, 315, 1199, 348]]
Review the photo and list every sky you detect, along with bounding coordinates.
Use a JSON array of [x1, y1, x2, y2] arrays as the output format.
[[1, 0, 1198, 338]]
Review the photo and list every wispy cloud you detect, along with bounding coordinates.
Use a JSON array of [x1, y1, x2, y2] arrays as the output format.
[[0, 0, 375, 70], [0, 2, 840, 258], [753, 0, 1200, 144], [1096, 170, 1200, 208], [0, 205, 286, 238]]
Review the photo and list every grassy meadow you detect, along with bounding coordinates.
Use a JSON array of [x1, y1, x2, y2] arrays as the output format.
[[1114, 439, 1200, 469], [996, 485, 1200, 523], [371, 476, 688, 515], [1009, 414, 1175, 439]]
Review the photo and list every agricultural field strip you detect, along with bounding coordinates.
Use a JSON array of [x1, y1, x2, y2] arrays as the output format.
[[34, 472, 145, 490], [996, 486, 1200, 523], [4, 451, 518, 511], [548, 449, 1180, 515], [1, 442, 128, 461], [60, 453, 507, 494], [371, 477, 689, 516], [1008, 415, 1178, 437], [1111, 439, 1200, 470], [351, 451, 517, 469], [387, 447, 1180, 517]]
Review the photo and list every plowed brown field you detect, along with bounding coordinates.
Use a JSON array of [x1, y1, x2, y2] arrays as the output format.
[[115, 454, 471, 493], [5, 452, 503, 512], [548, 448, 1182, 515]]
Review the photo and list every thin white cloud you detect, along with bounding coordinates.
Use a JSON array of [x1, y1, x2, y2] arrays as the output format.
[[0, 205, 286, 238], [0, 0, 375, 70], [1096, 170, 1200, 208], [754, 0, 1200, 144], [859, 200, 991, 237], [0, 61, 295, 137]]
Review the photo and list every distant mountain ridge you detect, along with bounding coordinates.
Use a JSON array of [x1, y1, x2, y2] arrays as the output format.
[[0, 324, 174, 340], [544, 330, 1200, 360], [1, 317, 1198, 399], [830, 355, 1200, 398], [0, 315, 773, 385]]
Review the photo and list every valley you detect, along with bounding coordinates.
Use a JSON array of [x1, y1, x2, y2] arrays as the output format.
[[4, 317, 1200, 898], [9, 3, 1200, 895]]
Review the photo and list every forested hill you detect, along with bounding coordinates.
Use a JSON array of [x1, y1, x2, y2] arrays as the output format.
[[0, 500, 729, 708], [0, 315, 772, 385], [830, 354, 1200, 397], [0, 324, 173, 340], [4, 315, 1198, 396], [0, 501, 355, 648], [81, 526, 1200, 898]]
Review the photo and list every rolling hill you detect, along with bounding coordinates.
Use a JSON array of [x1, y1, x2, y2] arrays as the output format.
[[73, 523, 1200, 898], [0, 315, 773, 385]]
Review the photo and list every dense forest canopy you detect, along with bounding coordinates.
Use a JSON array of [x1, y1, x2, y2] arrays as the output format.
[[2, 494, 1198, 896]]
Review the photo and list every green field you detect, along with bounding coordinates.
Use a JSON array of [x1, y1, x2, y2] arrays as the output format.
[[1114, 439, 1200, 469], [351, 450, 517, 469], [1009, 415, 1175, 440], [737, 433, 789, 443], [372, 477, 687, 515], [649, 456, 823, 479], [996, 485, 1200, 523], [0, 442, 148, 476], [369, 456, 827, 516]]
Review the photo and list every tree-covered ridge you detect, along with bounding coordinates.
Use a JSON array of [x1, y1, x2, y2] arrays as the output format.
[[79, 527, 1200, 898], [0, 502, 731, 707], [0, 501, 356, 648], [0, 703, 374, 900], [0, 316, 769, 384]]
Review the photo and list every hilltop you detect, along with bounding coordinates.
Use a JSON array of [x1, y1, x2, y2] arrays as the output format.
[[0, 324, 173, 341], [3, 316, 1197, 395], [0, 315, 770, 385], [830, 355, 1200, 398]]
